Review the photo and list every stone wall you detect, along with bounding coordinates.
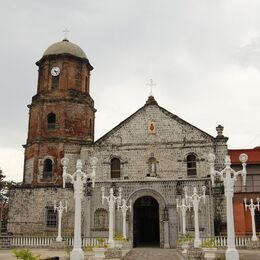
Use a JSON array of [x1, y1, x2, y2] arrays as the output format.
[[8, 186, 74, 236]]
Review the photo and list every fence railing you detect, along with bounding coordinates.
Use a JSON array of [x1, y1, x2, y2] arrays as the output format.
[[0, 235, 254, 248], [0, 236, 108, 248], [201, 236, 252, 248]]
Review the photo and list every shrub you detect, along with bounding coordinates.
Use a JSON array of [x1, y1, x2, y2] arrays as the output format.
[[114, 232, 126, 241], [177, 234, 193, 244], [201, 238, 217, 248], [84, 245, 93, 252], [12, 248, 41, 260]]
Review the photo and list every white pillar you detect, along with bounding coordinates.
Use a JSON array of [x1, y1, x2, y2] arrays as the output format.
[[225, 174, 238, 260], [176, 198, 190, 235], [118, 199, 131, 240], [109, 197, 114, 245], [244, 198, 260, 241], [61, 157, 98, 260], [182, 209, 187, 235], [184, 186, 206, 248], [193, 200, 200, 247], [102, 187, 122, 248], [54, 200, 67, 242], [208, 153, 248, 260]]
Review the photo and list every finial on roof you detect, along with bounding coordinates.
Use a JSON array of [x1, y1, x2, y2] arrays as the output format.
[[146, 79, 156, 96], [62, 28, 70, 41], [216, 125, 224, 138], [145, 95, 158, 105]]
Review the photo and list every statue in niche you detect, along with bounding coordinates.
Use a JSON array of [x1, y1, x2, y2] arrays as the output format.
[[147, 157, 158, 177]]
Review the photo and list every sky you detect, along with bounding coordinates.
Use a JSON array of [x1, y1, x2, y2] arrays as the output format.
[[1, 0, 260, 182]]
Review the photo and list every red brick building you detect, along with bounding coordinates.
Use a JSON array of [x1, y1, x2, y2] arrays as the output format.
[[229, 148, 260, 235]]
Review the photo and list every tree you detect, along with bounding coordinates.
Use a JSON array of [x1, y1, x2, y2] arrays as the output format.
[[0, 167, 17, 234], [0, 168, 10, 202]]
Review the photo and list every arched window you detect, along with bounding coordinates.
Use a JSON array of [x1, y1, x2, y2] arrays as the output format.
[[43, 159, 53, 179], [51, 75, 59, 89], [187, 154, 197, 176], [94, 209, 108, 230], [47, 113, 56, 129], [111, 158, 120, 179]]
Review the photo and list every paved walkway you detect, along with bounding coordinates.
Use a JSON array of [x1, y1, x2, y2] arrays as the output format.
[[1, 247, 260, 260], [123, 248, 184, 260]]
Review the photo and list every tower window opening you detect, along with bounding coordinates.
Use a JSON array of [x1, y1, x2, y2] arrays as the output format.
[[43, 158, 53, 179], [111, 158, 120, 179], [85, 76, 89, 92], [47, 113, 56, 129], [187, 154, 197, 176], [46, 206, 57, 228], [51, 75, 59, 89]]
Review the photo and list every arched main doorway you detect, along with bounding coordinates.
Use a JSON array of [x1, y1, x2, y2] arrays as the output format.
[[133, 196, 160, 247]]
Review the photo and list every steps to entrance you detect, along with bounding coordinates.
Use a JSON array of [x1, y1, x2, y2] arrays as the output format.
[[122, 248, 184, 260]]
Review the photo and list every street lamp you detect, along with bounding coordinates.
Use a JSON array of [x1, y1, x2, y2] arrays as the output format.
[[118, 199, 132, 239], [54, 200, 68, 242], [208, 153, 248, 260], [184, 186, 206, 248], [244, 198, 260, 241], [101, 187, 122, 247], [176, 198, 191, 235], [61, 157, 98, 260]]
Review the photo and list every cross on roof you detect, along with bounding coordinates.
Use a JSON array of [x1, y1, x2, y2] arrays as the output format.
[[63, 29, 70, 39], [146, 79, 156, 96]]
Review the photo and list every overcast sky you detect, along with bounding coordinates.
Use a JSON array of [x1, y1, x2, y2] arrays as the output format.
[[1, 0, 260, 182]]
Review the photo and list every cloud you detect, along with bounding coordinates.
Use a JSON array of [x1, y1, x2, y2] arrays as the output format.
[[236, 38, 260, 70]]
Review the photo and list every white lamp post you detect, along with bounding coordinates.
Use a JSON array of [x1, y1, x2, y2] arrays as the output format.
[[184, 186, 206, 248], [101, 187, 122, 247], [244, 198, 260, 241], [61, 157, 98, 260], [118, 199, 132, 239], [208, 153, 248, 260], [176, 198, 191, 235], [54, 200, 68, 242]]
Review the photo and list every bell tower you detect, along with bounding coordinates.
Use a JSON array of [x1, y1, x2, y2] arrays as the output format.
[[23, 38, 95, 185]]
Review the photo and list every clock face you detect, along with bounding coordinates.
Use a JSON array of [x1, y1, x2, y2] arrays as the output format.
[[51, 67, 60, 76]]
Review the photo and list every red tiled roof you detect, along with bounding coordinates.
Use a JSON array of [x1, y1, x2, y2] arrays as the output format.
[[228, 148, 260, 164]]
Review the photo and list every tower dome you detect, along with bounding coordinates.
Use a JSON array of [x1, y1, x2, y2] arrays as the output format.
[[43, 39, 87, 59]]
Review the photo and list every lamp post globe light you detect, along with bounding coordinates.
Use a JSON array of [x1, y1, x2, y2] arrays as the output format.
[[53, 200, 68, 242], [244, 198, 260, 241], [61, 157, 98, 260], [118, 198, 132, 239], [176, 198, 191, 235], [184, 186, 206, 248], [101, 187, 122, 247], [208, 153, 248, 260]]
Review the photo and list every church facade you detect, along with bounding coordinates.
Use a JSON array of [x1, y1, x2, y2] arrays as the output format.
[[8, 39, 228, 248]]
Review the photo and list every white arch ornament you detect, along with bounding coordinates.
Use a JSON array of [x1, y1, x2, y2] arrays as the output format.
[[208, 153, 248, 260]]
